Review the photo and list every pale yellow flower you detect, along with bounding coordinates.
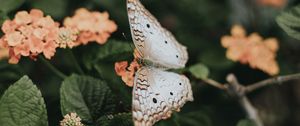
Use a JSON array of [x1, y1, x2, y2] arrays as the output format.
[[60, 113, 84, 126]]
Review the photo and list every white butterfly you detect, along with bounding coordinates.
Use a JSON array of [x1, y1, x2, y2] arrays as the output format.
[[127, 0, 188, 69], [127, 0, 193, 126], [132, 67, 193, 126]]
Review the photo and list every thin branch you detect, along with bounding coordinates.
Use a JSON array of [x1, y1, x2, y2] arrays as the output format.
[[239, 96, 263, 126], [202, 78, 227, 90], [199, 72, 300, 126], [226, 74, 263, 126], [245, 73, 300, 93]]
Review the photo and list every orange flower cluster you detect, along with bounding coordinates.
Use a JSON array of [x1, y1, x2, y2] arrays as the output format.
[[0, 9, 61, 64], [257, 0, 287, 8], [115, 50, 141, 87], [221, 25, 279, 75], [115, 60, 140, 87], [64, 8, 117, 46], [0, 8, 117, 64]]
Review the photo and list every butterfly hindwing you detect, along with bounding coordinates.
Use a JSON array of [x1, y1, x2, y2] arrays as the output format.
[[127, 0, 188, 69], [132, 67, 193, 126]]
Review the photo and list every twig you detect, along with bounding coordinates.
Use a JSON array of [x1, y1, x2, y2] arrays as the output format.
[[200, 73, 300, 126], [202, 78, 227, 90], [245, 73, 300, 93], [226, 74, 263, 126], [239, 96, 262, 126]]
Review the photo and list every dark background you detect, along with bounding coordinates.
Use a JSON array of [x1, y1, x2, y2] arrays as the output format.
[[1, 0, 300, 126]]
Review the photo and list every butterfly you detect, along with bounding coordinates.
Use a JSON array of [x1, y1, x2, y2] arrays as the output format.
[[127, 0, 188, 69], [126, 0, 194, 126]]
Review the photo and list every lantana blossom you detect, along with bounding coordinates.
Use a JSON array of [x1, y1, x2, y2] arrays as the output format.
[[63, 8, 117, 46], [0, 9, 60, 64], [115, 49, 141, 87], [60, 113, 84, 126], [221, 25, 279, 75]]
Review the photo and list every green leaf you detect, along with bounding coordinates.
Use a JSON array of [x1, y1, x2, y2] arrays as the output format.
[[237, 119, 257, 126], [178, 111, 212, 126], [81, 40, 133, 70], [0, 10, 9, 26], [276, 4, 300, 40], [30, 0, 67, 19], [60, 74, 116, 123], [0, 76, 48, 126], [94, 63, 132, 109], [189, 63, 210, 79], [0, 61, 24, 96], [96, 113, 133, 126], [0, 0, 25, 13], [156, 115, 180, 126]]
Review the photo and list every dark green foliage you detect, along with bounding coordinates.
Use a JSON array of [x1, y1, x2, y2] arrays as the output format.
[[0, 0, 299, 126], [96, 113, 133, 126], [60, 74, 116, 123], [30, 0, 67, 19], [81, 40, 133, 70], [0, 0, 25, 13], [0, 76, 48, 126], [237, 119, 257, 126], [277, 4, 300, 40]]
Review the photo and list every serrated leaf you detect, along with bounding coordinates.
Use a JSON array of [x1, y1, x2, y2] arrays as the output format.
[[237, 119, 257, 126], [94, 63, 132, 109], [96, 113, 133, 126], [82, 40, 133, 70], [189, 63, 210, 79], [276, 4, 300, 40], [60, 74, 116, 123], [0, 76, 48, 126], [0, 0, 25, 13]]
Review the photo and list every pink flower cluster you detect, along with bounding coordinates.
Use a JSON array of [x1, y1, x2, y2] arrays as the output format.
[[0, 9, 60, 64], [64, 8, 117, 45], [0, 8, 117, 64]]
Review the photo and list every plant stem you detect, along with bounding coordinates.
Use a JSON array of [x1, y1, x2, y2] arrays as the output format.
[[226, 74, 263, 126], [39, 56, 67, 79], [245, 73, 300, 93], [202, 78, 227, 90], [66, 49, 84, 74]]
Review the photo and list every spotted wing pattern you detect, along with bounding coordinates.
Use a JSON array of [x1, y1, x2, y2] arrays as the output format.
[[132, 67, 194, 126], [127, 0, 188, 69]]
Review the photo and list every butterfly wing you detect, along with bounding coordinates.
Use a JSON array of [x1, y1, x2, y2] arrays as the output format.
[[132, 67, 193, 126], [127, 0, 188, 69]]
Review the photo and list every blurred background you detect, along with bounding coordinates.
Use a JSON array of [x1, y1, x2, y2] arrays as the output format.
[[1, 0, 300, 126]]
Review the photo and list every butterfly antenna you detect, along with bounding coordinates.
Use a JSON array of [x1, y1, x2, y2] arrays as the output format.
[[123, 32, 135, 52], [122, 32, 128, 40]]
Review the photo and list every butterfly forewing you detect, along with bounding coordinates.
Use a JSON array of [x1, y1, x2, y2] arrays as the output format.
[[132, 67, 193, 126], [127, 0, 188, 69]]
